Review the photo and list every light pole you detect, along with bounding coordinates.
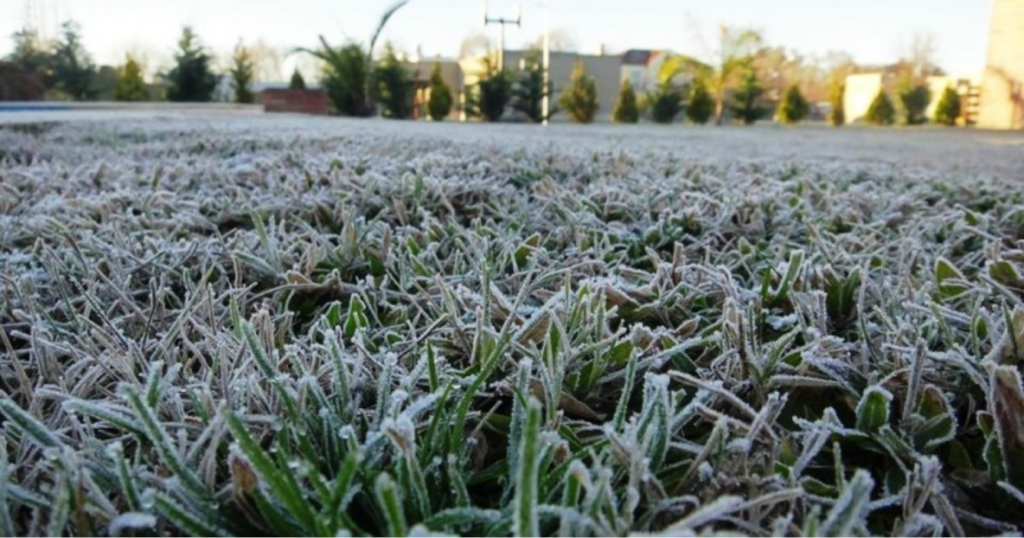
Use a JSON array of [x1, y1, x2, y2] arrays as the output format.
[[483, 2, 521, 72], [541, 0, 550, 125]]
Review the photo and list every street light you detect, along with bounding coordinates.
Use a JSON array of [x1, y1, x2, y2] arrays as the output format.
[[541, 0, 550, 126]]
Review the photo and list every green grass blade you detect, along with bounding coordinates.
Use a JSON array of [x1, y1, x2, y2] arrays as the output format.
[[375, 473, 408, 537], [223, 410, 318, 532], [0, 397, 63, 450], [513, 398, 543, 538]]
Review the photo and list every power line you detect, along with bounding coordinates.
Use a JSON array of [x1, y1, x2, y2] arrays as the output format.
[[482, 2, 521, 72]]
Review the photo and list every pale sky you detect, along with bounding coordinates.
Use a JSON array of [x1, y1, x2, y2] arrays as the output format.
[[0, 0, 994, 80]]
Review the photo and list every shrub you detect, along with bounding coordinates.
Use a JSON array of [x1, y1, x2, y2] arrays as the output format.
[[559, 60, 599, 124], [230, 42, 255, 104], [0, 61, 44, 100], [648, 84, 682, 124], [934, 86, 961, 126], [686, 78, 714, 124], [317, 43, 373, 116], [899, 83, 931, 125], [509, 50, 553, 123], [776, 84, 809, 124], [730, 68, 767, 125], [49, 21, 97, 101], [828, 82, 845, 126], [114, 55, 148, 101], [289, 69, 307, 90], [165, 26, 218, 103], [469, 67, 511, 122], [612, 79, 639, 123], [865, 90, 896, 126], [427, 62, 453, 121], [374, 45, 414, 119]]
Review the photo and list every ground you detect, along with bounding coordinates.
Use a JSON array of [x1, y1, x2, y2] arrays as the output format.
[[1, 117, 1023, 536]]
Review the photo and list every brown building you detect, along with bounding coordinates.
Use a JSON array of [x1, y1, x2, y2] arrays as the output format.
[[978, 0, 1024, 129]]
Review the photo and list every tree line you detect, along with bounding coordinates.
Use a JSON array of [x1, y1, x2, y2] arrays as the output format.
[[1, 3, 963, 126], [0, 22, 300, 104]]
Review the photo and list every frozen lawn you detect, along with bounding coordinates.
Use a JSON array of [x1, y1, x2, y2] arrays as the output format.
[[1, 117, 1023, 536]]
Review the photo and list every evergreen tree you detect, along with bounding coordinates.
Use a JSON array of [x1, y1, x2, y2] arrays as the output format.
[[90, 65, 118, 100], [612, 78, 639, 123], [899, 82, 930, 125], [776, 84, 809, 124], [165, 26, 218, 102], [510, 51, 551, 123], [469, 66, 511, 122], [289, 69, 306, 90], [828, 81, 845, 127], [934, 86, 962, 126], [686, 78, 714, 124], [648, 84, 682, 124], [558, 60, 599, 124], [374, 45, 414, 119], [865, 90, 896, 125], [114, 55, 149, 101], [6, 28, 49, 77], [730, 68, 767, 125], [50, 21, 96, 100], [230, 42, 255, 104], [427, 62, 453, 121]]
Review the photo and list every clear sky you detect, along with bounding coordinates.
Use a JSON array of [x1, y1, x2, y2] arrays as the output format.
[[0, 0, 993, 79]]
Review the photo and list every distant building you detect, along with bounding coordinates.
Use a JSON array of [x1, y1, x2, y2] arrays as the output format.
[[843, 72, 888, 124], [843, 71, 979, 125], [504, 50, 621, 121], [621, 49, 669, 94], [260, 88, 329, 115], [459, 49, 630, 122], [403, 58, 464, 121], [978, 0, 1024, 129]]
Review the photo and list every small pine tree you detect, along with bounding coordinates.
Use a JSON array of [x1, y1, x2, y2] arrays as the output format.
[[865, 90, 896, 126], [777, 84, 809, 124], [510, 51, 550, 123], [686, 78, 714, 124], [166, 26, 218, 102], [114, 55, 149, 101], [289, 69, 306, 90], [612, 78, 639, 123], [559, 60, 599, 124], [50, 21, 97, 101], [469, 66, 510, 122], [374, 45, 414, 119], [899, 83, 931, 125], [230, 42, 255, 104], [427, 62, 453, 121], [828, 82, 845, 127], [934, 86, 962, 126], [648, 84, 682, 124], [730, 68, 767, 125]]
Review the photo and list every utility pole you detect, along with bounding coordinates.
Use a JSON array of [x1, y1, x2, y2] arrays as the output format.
[[482, 2, 521, 72], [541, 0, 550, 125]]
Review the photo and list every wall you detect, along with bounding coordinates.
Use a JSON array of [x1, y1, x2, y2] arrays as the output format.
[[502, 50, 622, 122], [843, 73, 883, 124], [978, 0, 1024, 129], [260, 89, 329, 115]]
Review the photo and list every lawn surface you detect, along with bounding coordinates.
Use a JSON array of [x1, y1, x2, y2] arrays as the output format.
[[1, 118, 1024, 536]]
